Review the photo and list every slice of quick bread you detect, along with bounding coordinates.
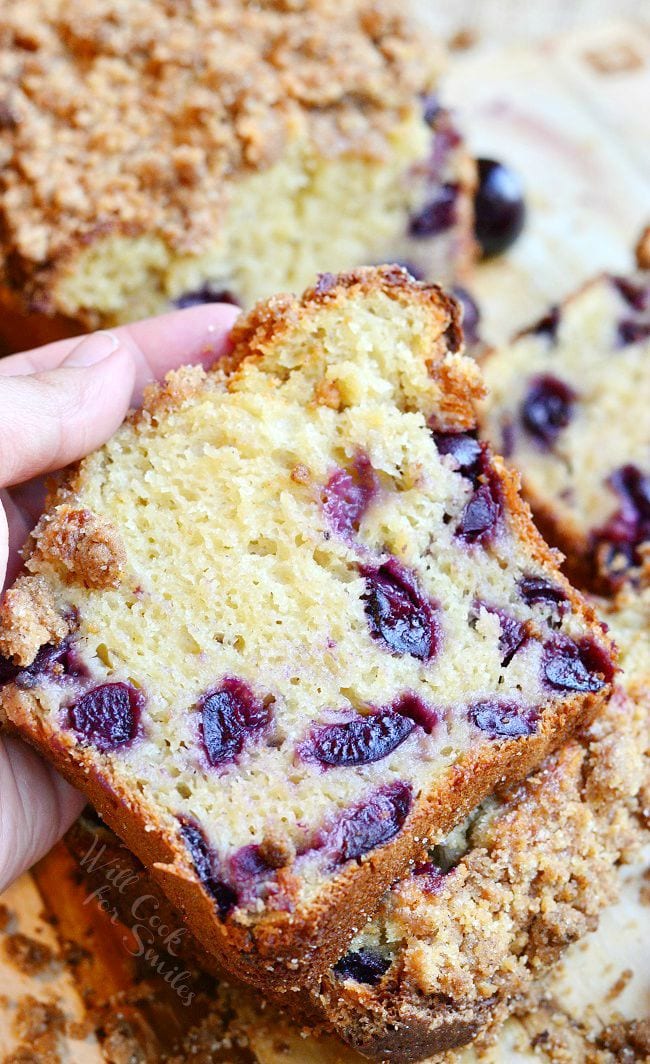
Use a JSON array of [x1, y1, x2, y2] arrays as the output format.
[[0, 268, 613, 993], [482, 233, 650, 593], [0, 0, 476, 351]]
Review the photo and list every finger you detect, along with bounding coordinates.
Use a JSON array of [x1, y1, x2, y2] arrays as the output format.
[[0, 303, 240, 403], [0, 333, 136, 488], [0, 734, 86, 892]]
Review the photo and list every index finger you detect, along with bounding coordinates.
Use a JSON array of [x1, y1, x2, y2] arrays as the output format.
[[0, 303, 241, 403]]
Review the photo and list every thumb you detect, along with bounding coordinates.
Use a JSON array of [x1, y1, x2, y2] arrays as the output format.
[[0, 332, 136, 489]]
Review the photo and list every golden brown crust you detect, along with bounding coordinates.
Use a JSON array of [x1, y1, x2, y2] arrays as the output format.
[[229, 266, 462, 364], [0, 574, 69, 666], [0, 267, 614, 996], [0, 0, 442, 307], [29, 506, 126, 590]]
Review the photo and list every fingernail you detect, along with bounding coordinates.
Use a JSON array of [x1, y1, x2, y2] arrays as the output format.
[[63, 331, 121, 368]]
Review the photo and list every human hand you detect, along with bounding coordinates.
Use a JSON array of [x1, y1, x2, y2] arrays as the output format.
[[0, 303, 239, 893]]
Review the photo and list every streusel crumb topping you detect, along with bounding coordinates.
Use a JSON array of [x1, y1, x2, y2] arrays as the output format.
[[0, 0, 441, 279]]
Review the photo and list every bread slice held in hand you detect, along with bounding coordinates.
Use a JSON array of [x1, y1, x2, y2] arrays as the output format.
[[0, 267, 614, 993]]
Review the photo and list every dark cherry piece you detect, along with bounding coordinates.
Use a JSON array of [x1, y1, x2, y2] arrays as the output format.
[[421, 93, 441, 127], [322, 453, 378, 537], [456, 478, 501, 545], [174, 285, 240, 309], [526, 306, 561, 342], [326, 782, 412, 865], [68, 682, 142, 752], [307, 711, 415, 767], [409, 183, 459, 237], [518, 576, 568, 611], [361, 559, 439, 661], [1, 640, 87, 689], [333, 948, 392, 985], [612, 276, 649, 312], [433, 430, 482, 481], [618, 319, 650, 346], [542, 637, 613, 693], [179, 819, 236, 920], [595, 465, 650, 578], [451, 286, 481, 346], [520, 374, 576, 447], [227, 844, 283, 907], [475, 601, 527, 667], [394, 691, 440, 733], [199, 678, 271, 766], [411, 861, 447, 894], [469, 699, 538, 739], [474, 158, 526, 258]]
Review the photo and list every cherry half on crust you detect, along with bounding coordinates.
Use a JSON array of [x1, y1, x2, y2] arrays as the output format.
[[360, 559, 440, 661], [323, 781, 413, 865], [68, 682, 143, 752], [199, 678, 272, 767], [542, 637, 614, 693], [593, 464, 650, 579], [322, 453, 379, 537], [520, 374, 576, 448], [333, 948, 392, 986], [469, 699, 539, 739], [174, 285, 240, 309], [408, 183, 459, 237], [179, 819, 236, 920]]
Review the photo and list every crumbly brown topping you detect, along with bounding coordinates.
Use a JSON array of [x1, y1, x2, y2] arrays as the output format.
[[0, 0, 441, 296], [2, 932, 57, 976], [31, 506, 127, 590], [0, 574, 68, 666], [13, 997, 67, 1042]]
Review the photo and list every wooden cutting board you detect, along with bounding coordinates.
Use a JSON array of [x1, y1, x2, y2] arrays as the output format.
[[1, 17, 648, 1064]]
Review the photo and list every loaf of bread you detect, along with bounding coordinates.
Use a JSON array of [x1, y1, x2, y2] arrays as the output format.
[[0, 0, 476, 351], [0, 267, 613, 994]]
